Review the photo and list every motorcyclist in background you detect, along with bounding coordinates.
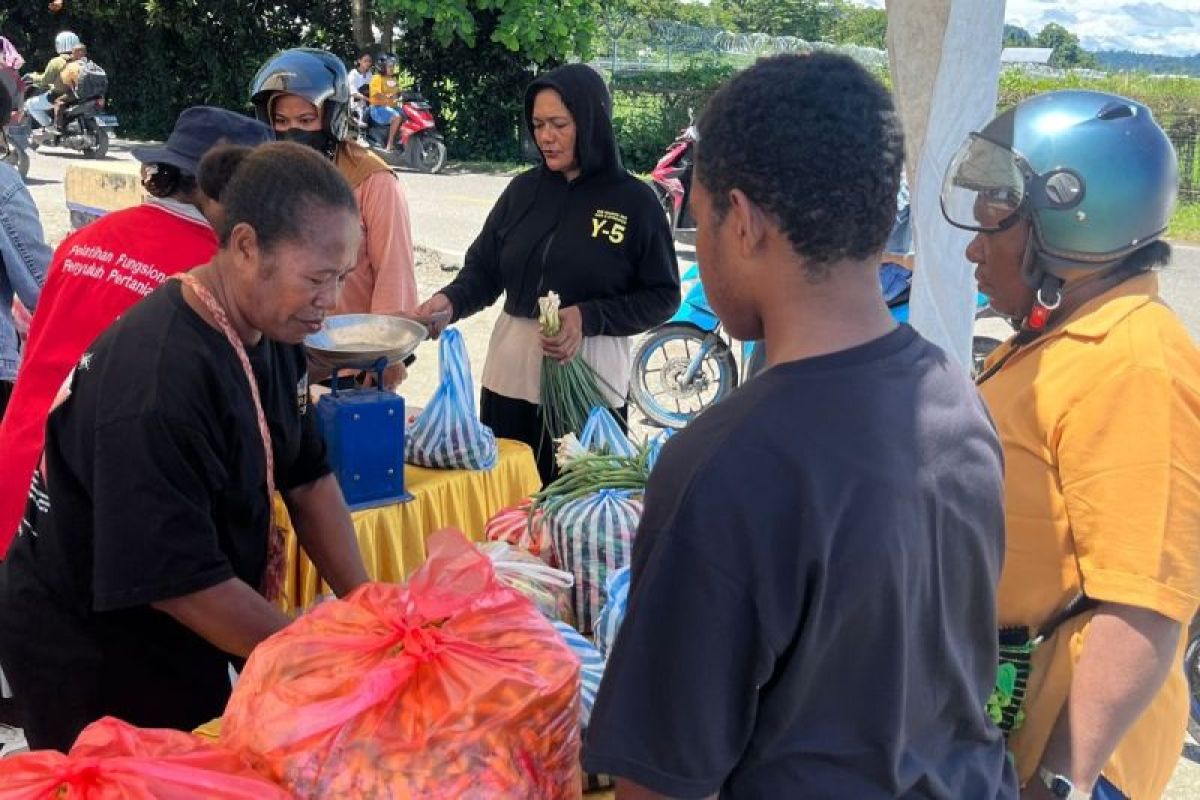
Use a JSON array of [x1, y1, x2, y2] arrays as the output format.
[[368, 54, 405, 152], [35, 31, 79, 95], [52, 43, 88, 131]]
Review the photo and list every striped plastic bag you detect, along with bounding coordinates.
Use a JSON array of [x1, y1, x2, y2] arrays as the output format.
[[479, 541, 574, 622], [551, 621, 614, 792], [405, 328, 498, 470], [594, 565, 631, 660], [646, 428, 673, 472], [578, 406, 636, 457], [551, 621, 605, 729], [484, 498, 553, 563], [549, 489, 642, 634]]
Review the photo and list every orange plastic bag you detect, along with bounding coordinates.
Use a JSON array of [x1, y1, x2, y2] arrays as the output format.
[[0, 717, 292, 799], [222, 528, 582, 799]]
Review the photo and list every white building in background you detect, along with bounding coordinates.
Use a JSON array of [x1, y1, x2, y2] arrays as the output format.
[[1001, 47, 1054, 65]]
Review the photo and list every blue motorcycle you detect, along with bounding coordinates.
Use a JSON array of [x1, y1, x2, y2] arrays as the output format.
[[630, 262, 1000, 430]]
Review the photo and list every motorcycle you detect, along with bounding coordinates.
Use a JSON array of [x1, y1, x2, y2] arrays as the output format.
[[630, 263, 1002, 430], [0, 67, 29, 178], [649, 112, 697, 235], [350, 91, 446, 174], [21, 67, 117, 159]]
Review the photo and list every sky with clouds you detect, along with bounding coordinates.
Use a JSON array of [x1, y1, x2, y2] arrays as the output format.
[[858, 1, 1200, 55]]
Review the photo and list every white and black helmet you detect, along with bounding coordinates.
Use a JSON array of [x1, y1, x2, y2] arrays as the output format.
[[54, 30, 81, 55]]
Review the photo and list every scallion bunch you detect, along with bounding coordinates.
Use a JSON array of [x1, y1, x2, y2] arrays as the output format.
[[538, 291, 610, 442], [528, 446, 653, 527]]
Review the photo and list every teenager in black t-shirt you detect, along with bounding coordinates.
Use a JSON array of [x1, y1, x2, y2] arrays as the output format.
[[0, 142, 372, 751], [584, 55, 1018, 799]]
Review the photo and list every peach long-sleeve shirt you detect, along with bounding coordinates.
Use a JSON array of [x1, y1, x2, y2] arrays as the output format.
[[336, 170, 417, 316]]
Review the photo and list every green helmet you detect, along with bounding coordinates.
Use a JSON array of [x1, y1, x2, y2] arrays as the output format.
[[942, 90, 1178, 281]]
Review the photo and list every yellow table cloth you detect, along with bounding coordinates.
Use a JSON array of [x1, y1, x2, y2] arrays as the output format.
[[278, 438, 540, 611]]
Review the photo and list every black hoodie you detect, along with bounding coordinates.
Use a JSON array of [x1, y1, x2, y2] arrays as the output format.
[[439, 64, 680, 338]]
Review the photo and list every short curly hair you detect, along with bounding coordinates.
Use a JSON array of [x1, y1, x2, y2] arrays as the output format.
[[697, 53, 904, 278]]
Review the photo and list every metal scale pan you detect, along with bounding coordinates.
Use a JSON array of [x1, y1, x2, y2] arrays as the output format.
[[304, 313, 429, 372], [303, 313, 432, 509]]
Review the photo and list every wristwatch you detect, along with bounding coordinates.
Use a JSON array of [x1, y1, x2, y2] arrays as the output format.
[[1037, 766, 1091, 800]]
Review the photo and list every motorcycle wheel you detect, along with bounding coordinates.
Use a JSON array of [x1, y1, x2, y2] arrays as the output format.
[[409, 133, 447, 174], [1186, 616, 1200, 742], [630, 323, 738, 430], [2, 146, 29, 179], [82, 120, 109, 159]]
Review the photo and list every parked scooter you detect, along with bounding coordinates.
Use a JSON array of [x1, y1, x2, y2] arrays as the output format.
[[649, 112, 697, 235], [350, 90, 446, 174], [0, 66, 30, 178], [21, 61, 117, 159], [630, 263, 1000, 429]]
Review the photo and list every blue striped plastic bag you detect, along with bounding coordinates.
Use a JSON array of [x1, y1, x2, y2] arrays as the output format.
[[551, 621, 605, 729], [578, 406, 637, 457], [549, 489, 642, 634], [405, 328, 498, 470], [594, 565, 631, 660], [551, 620, 614, 791], [645, 428, 674, 472]]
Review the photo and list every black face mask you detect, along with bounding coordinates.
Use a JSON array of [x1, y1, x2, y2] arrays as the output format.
[[278, 127, 332, 155]]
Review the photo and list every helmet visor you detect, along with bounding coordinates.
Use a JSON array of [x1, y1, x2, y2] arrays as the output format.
[[940, 134, 1029, 233]]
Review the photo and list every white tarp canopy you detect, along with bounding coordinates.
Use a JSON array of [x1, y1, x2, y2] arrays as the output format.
[[886, 0, 1006, 368]]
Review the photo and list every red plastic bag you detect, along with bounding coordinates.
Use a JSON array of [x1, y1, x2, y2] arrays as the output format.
[[222, 528, 581, 799], [0, 717, 291, 799]]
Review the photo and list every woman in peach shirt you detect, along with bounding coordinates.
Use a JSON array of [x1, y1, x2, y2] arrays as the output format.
[[250, 48, 417, 321]]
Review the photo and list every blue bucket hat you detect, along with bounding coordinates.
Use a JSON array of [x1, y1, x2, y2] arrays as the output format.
[[131, 106, 273, 175]]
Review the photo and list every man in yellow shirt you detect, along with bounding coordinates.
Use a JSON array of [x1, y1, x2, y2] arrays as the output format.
[[367, 54, 404, 152], [942, 90, 1200, 799]]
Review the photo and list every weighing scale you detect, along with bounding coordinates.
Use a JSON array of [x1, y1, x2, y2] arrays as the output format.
[[304, 314, 430, 510]]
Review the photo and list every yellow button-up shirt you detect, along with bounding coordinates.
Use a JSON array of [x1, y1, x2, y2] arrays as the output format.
[[979, 272, 1200, 798]]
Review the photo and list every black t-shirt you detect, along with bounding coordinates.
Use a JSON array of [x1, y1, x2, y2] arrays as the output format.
[[584, 326, 1018, 799], [0, 280, 328, 745]]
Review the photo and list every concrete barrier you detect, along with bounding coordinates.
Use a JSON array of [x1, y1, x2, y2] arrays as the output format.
[[63, 161, 144, 229]]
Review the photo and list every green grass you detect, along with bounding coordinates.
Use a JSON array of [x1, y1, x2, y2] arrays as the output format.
[[1169, 202, 1200, 242]]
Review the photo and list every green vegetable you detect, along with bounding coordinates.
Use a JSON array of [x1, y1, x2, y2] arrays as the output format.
[[527, 446, 654, 531], [538, 292, 612, 442]]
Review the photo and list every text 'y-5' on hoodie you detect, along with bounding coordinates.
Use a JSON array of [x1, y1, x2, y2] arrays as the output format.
[[440, 63, 681, 338]]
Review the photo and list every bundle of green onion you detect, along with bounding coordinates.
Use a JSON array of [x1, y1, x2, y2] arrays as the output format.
[[538, 291, 610, 441], [528, 445, 653, 527]]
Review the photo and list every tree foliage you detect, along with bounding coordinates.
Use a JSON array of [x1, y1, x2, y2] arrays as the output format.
[[722, 0, 842, 39], [372, 0, 600, 161], [2, 1, 353, 139], [1003, 24, 1034, 48], [1036, 23, 1099, 70], [376, 0, 596, 62], [829, 6, 887, 49]]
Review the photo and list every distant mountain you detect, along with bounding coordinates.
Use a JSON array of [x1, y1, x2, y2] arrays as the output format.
[[1095, 50, 1200, 76]]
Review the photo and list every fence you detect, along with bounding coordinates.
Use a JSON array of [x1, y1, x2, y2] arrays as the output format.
[[1162, 114, 1200, 202], [609, 85, 709, 174], [593, 16, 887, 75]]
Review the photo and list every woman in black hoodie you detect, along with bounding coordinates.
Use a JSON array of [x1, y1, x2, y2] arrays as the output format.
[[416, 64, 680, 482]]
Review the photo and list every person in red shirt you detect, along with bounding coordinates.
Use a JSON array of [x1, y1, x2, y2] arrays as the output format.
[[0, 106, 272, 553]]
